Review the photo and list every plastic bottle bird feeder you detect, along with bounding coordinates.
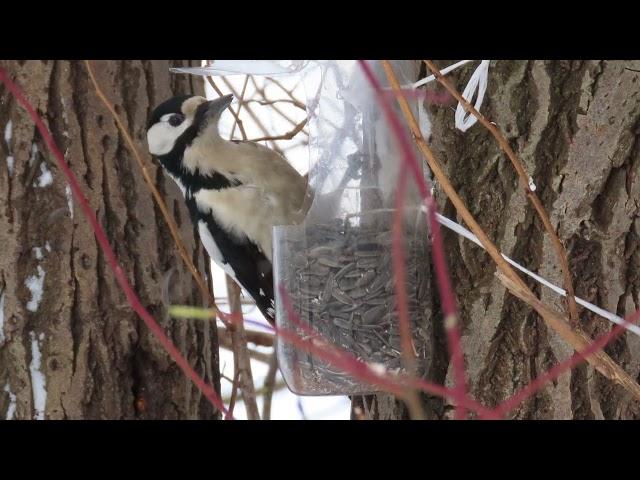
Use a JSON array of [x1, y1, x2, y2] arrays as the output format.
[[273, 60, 434, 395], [174, 60, 434, 396]]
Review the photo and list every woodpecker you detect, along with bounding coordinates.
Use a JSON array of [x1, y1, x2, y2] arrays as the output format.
[[146, 94, 309, 324]]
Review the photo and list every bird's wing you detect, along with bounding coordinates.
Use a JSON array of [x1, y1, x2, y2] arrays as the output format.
[[191, 199, 275, 324]]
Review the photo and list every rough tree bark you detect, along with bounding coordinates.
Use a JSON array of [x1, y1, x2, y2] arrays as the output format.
[[355, 60, 640, 420], [0, 60, 221, 420]]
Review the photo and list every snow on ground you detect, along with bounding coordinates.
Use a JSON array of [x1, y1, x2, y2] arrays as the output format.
[[25, 265, 45, 312], [36, 161, 53, 187], [6, 156, 14, 176], [28, 142, 38, 166], [65, 185, 74, 217], [4, 120, 12, 145], [4, 383, 16, 420], [4, 120, 14, 176], [0, 290, 5, 345], [29, 331, 47, 420]]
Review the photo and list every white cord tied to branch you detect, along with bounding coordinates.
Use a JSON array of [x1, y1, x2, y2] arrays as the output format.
[[454, 60, 490, 132], [431, 210, 640, 338], [402, 60, 492, 132], [410, 60, 474, 89]]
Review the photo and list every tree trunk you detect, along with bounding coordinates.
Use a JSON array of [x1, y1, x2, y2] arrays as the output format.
[[0, 60, 220, 420], [355, 60, 640, 420]]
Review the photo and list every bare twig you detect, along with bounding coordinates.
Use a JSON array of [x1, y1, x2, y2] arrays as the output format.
[[224, 378, 287, 405], [217, 330, 273, 364], [262, 351, 279, 420], [230, 345, 271, 365], [423, 60, 580, 327], [225, 275, 260, 420], [205, 76, 248, 141], [244, 98, 306, 108], [229, 75, 249, 140], [226, 365, 241, 419], [219, 77, 285, 154], [218, 326, 274, 347], [392, 168, 428, 420], [265, 76, 307, 109], [248, 117, 308, 143], [251, 76, 309, 136]]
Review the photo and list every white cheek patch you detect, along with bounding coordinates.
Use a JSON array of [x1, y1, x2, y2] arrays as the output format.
[[147, 114, 193, 156]]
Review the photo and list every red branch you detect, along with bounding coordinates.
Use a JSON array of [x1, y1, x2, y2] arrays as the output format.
[[391, 169, 415, 370], [358, 61, 469, 418], [0, 68, 230, 418], [487, 308, 640, 419], [270, 286, 493, 416]]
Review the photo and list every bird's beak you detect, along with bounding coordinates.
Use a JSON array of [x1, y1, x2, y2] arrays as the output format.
[[205, 94, 234, 118]]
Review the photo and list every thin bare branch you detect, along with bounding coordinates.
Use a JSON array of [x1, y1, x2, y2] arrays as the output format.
[[244, 98, 306, 108], [230, 75, 249, 140], [261, 351, 279, 420], [265, 76, 307, 109], [206, 76, 248, 141], [226, 364, 241, 419], [224, 378, 288, 405], [218, 322, 274, 350], [251, 76, 309, 136], [217, 330, 273, 364], [248, 117, 308, 143], [221, 77, 284, 154], [226, 276, 260, 420]]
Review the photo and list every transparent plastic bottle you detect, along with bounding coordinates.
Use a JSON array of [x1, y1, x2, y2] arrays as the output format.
[[274, 60, 434, 395]]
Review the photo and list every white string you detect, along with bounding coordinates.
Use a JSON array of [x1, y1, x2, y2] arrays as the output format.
[[430, 210, 640, 337], [454, 60, 490, 132], [399, 60, 492, 132], [409, 60, 474, 89]]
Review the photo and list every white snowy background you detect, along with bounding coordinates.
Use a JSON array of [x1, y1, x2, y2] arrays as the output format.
[[202, 67, 352, 420]]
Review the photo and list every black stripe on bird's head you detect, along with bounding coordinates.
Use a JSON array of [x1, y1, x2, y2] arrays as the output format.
[[147, 94, 239, 194], [146, 94, 234, 157], [147, 94, 193, 131]]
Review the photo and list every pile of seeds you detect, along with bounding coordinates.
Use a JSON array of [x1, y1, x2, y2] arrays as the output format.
[[277, 217, 432, 395]]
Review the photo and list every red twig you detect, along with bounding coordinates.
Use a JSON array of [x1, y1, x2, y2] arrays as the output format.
[[359, 60, 468, 418], [391, 168, 427, 419], [273, 286, 490, 415], [487, 307, 640, 419], [0, 68, 230, 418]]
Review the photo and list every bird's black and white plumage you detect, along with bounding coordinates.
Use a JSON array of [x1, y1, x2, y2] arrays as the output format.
[[146, 94, 309, 324]]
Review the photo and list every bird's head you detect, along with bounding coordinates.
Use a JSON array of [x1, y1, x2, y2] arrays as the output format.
[[146, 94, 234, 157]]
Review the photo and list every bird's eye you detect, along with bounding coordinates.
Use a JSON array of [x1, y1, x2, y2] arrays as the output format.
[[168, 114, 185, 127]]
